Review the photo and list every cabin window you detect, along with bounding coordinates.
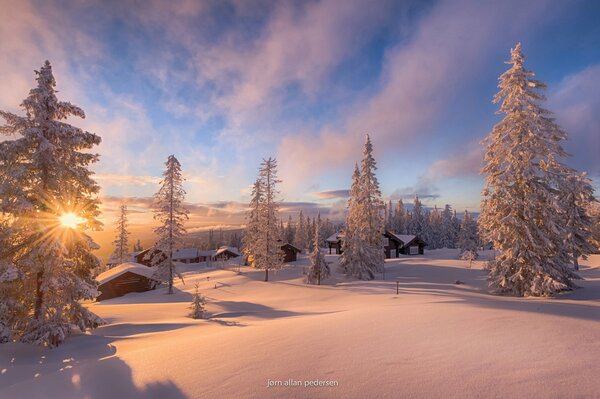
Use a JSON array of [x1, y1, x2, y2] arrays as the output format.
[[409, 246, 419, 255]]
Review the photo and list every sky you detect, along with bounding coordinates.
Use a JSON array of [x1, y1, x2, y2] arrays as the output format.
[[1, 0, 599, 256]]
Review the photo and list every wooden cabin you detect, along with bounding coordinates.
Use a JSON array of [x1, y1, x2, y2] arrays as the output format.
[[382, 231, 404, 258], [173, 248, 201, 264], [326, 232, 344, 254], [134, 248, 167, 267], [215, 246, 241, 261], [325, 230, 426, 257], [96, 263, 158, 301], [388, 233, 427, 255], [281, 243, 301, 262]]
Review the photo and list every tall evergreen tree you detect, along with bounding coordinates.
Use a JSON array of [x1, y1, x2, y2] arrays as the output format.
[[152, 155, 189, 294], [394, 199, 406, 233], [256, 157, 283, 281], [340, 135, 384, 280], [133, 239, 143, 252], [284, 215, 295, 244], [440, 205, 457, 248], [243, 179, 262, 267], [0, 61, 103, 346], [339, 164, 361, 275], [558, 172, 595, 270], [480, 43, 578, 296], [306, 214, 330, 285], [457, 210, 478, 258], [409, 195, 425, 236], [294, 210, 309, 252], [111, 204, 129, 267]]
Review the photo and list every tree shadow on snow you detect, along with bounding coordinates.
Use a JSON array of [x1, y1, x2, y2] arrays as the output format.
[[95, 322, 192, 338], [326, 261, 600, 323], [0, 336, 188, 399], [95, 286, 193, 305], [210, 300, 331, 320]]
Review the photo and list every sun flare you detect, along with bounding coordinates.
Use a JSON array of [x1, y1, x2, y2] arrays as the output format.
[[59, 212, 84, 229]]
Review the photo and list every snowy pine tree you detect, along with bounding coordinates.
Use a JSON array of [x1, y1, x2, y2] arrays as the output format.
[[306, 214, 330, 285], [255, 158, 283, 281], [558, 171, 596, 270], [152, 155, 189, 294], [294, 211, 309, 252], [189, 283, 206, 319], [243, 179, 262, 267], [340, 135, 385, 280], [285, 215, 295, 244], [133, 239, 143, 252], [409, 195, 425, 236], [111, 204, 129, 266], [0, 61, 103, 346], [480, 43, 578, 296], [394, 199, 406, 234], [457, 210, 478, 263], [440, 205, 457, 249]]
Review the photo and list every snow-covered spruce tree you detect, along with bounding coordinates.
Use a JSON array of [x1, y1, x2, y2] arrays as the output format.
[[189, 283, 206, 319], [385, 200, 394, 231], [440, 204, 457, 249], [152, 155, 189, 294], [133, 239, 143, 252], [558, 171, 596, 270], [294, 210, 308, 252], [341, 135, 385, 280], [242, 179, 262, 267], [457, 210, 478, 265], [285, 215, 295, 244], [306, 214, 330, 285], [409, 195, 425, 236], [427, 206, 442, 249], [480, 43, 578, 296], [111, 204, 129, 267], [256, 157, 283, 281], [339, 164, 361, 275], [394, 199, 406, 233], [588, 200, 600, 252], [0, 61, 103, 346]]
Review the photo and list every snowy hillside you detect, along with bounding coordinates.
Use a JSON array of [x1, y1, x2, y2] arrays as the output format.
[[1, 250, 599, 399]]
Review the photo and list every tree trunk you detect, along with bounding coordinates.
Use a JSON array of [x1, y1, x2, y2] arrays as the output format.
[[265, 268, 269, 282], [573, 254, 579, 271], [34, 270, 44, 319]]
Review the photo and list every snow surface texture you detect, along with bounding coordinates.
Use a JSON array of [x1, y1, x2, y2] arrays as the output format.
[[1, 250, 599, 399]]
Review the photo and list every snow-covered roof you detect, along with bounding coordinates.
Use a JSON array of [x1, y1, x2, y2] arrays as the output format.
[[326, 231, 344, 243], [388, 233, 417, 245], [198, 250, 217, 257], [281, 242, 301, 252], [96, 262, 157, 285], [215, 246, 241, 257], [173, 248, 200, 260]]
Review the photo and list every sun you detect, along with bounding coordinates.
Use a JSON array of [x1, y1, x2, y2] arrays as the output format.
[[59, 212, 85, 229]]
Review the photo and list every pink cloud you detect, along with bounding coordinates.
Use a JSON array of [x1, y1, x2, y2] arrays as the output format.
[[276, 0, 554, 192], [548, 64, 600, 177]]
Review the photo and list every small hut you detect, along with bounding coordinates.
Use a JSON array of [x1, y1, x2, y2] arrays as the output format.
[[326, 231, 344, 254], [96, 263, 159, 301], [215, 246, 241, 261], [281, 243, 301, 263], [173, 248, 201, 264]]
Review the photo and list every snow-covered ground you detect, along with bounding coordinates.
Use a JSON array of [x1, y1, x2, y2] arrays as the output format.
[[1, 249, 599, 399]]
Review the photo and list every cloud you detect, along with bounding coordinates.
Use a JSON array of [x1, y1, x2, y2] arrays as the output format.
[[312, 189, 351, 199], [276, 0, 554, 190], [548, 64, 600, 177], [424, 141, 484, 181]]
